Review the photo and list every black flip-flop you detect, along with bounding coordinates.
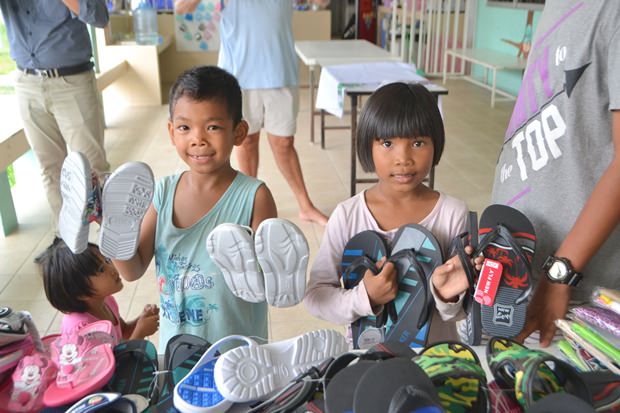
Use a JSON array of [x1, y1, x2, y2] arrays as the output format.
[[106, 340, 160, 406], [388, 385, 445, 413], [527, 393, 596, 413], [386, 224, 443, 348], [579, 370, 620, 412], [353, 358, 440, 413], [450, 211, 482, 346], [341, 230, 390, 349], [478, 204, 536, 338]]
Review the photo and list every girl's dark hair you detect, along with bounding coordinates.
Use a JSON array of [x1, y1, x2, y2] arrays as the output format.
[[356, 82, 445, 172], [39, 238, 102, 314], [168, 65, 243, 125]]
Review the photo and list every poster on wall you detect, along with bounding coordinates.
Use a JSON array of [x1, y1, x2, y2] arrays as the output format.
[[174, 0, 221, 52]]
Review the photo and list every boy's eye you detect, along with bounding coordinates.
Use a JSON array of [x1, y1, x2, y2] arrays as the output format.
[[207, 125, 221, 131], [177, 125, 189, 132]]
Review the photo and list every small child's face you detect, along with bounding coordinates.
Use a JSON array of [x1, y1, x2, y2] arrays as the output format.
[[372, 136, 434, 192], [168, 96, 248, 175], [89, 255, 123, 298]]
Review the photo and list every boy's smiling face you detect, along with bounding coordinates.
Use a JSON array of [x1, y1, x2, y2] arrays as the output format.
[[168, 95, 248, 175]]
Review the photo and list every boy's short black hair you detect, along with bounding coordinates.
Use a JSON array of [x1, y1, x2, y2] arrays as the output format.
[[168, 65, 243, 125], [356, 82, 445, 172], [39, 238, 103, 314]]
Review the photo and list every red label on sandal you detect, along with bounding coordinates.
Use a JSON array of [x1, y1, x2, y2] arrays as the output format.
[[474, 258, 503, 306]]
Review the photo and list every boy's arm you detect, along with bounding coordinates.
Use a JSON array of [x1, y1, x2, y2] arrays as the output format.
[[113, 204, 157, 282], [250, 184, 278, 231], [518, 110, 620, 346]]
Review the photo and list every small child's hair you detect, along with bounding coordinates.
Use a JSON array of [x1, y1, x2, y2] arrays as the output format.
[[39, 238, 104, 314], [168, 65, 243, 125], [356, 82, 445, 172]]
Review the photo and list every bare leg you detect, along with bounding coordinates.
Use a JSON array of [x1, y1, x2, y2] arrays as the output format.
[[268, 133, 328, 226], [236, 132, 260, 177]]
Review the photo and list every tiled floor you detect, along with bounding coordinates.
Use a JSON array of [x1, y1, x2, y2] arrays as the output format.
[[0, 80, 513, 349]]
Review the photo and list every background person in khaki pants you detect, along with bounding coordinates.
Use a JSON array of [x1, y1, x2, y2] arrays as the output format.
[[0, 0, 110, 258]]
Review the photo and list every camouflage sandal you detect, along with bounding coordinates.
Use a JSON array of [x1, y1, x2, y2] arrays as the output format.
[[487, 337, 592, 409], [414, 341, 489, 413]]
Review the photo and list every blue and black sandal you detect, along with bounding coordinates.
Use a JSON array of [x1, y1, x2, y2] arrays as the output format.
[[341, 230, 390, 349], [385, 223, 443, 349]]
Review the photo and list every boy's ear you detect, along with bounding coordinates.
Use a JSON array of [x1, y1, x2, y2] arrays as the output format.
[[233, 120, 249, 146], [167, 119, 176, 145]]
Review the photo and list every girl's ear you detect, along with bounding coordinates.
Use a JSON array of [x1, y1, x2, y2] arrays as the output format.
[[233, 120, 249, 146]]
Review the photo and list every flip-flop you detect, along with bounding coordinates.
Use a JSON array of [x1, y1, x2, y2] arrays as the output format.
[[63, 393, 138, 413], [527, 393, 596, 413], [254, 218, 309, 308], [478, 204, 536, 338], [214, 329, 347, 403], [487, 337, 591, 410], [163, 334, 211, 396], [44, 320, 116, 407], [388, 385, 445, 413], [206, 223, 265, 303], [99, 161, 154, 260], [107, 339, 160, 406], [385, 223, 443, 349], [173, 335, 257, 413], [415, 341, 489, 413], [0, 308, 30, 347], [352, 358, 441, 413], [579, 370, 620, 412], [340, 230, 389, 349], [451, 212, 482, 346], [59, 151, 93, 254]]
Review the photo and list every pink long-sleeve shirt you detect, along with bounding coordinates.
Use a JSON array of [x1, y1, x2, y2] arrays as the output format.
[[304, 191, 469, 343]]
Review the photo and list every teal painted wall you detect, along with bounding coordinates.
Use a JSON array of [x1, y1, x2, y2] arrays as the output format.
[[472, 2, 541, 95]]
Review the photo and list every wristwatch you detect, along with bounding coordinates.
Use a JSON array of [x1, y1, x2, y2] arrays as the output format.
[[542, 255, 583, 286]]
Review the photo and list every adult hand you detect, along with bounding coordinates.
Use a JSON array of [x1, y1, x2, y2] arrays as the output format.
[[516, 279, 570, 347], [363, 257, 398, 307]]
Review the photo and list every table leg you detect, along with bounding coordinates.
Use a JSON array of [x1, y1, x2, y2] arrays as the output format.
[[491, 68, 497, 108], [309, 66, 315, 143], [350, 95, 358, 197], [320, 109, 326, 149]]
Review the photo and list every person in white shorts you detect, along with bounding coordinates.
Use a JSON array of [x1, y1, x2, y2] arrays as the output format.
[[176, 0, 328, 226]]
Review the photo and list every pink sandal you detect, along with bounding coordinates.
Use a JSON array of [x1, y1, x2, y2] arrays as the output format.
[[44, 320, 116, 407]]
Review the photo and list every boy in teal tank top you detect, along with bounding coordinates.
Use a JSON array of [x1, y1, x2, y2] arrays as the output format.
[[113, 66, 278, 353]]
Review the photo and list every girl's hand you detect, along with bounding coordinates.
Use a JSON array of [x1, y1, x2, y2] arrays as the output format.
[[134, 312, 159, 338], [142, 304, 159, 317], [432, 245, 479, 303], [363, 258, 398, 308]]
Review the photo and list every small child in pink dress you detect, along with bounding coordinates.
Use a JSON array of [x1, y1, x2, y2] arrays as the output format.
[[39, 238, 158, 344]]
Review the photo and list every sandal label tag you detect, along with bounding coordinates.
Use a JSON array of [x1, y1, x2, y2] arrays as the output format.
[[474, 259, 503, 306]]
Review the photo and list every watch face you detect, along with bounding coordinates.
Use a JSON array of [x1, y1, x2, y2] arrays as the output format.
[[548, 260, 568, 281]]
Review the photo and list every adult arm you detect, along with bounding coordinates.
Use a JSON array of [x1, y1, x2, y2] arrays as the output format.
[[113, 204, 157, 282], [518, 110, 620, 346], [62, 0, 109, 28]]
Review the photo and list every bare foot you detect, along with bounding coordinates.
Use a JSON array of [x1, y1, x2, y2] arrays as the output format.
[[299, 206, 329, 226]]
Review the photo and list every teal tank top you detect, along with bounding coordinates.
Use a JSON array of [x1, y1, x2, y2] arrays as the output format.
[[153, 172, 268, 353]]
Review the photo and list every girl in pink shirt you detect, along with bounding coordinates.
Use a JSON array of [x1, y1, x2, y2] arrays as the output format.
[[304, 83, 482, 344], [39, 238, 159, 344]]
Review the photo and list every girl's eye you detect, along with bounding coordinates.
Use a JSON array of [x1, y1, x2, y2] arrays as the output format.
[[381, 139, 392, 148], [412, 140, 425, 148]]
